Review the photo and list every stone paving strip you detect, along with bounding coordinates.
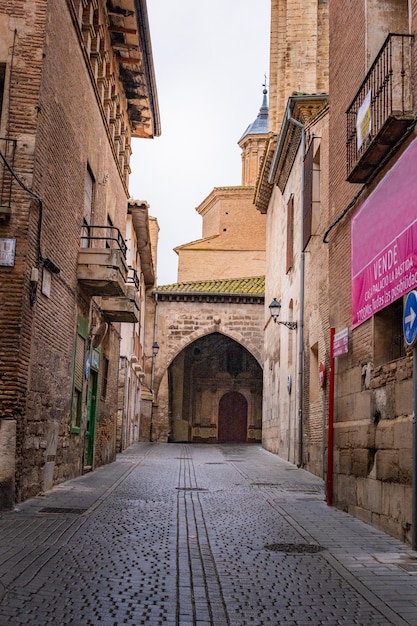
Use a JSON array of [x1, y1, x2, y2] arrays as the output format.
[[0, 443, 417, 625]]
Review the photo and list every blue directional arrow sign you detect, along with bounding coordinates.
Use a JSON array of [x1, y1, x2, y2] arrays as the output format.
[[403, 290, 417, 347]]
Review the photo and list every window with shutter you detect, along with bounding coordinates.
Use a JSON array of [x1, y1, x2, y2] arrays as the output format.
[[286, 195, 294, 273], [81, 166, 94, 248], [303, 140, 314, 250], [74, 334, 85, 390], [0, 64, 5, 123], [71, 318, 88, 432]]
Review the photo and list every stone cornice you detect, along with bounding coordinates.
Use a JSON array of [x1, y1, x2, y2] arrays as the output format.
[[254, 133, 277, 214], [264, 94, 328, 197]]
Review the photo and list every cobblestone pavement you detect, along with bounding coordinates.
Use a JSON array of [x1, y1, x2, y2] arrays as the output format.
[[1, 444, 417, 626]]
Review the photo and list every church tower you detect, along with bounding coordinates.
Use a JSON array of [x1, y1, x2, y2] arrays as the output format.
[[238, 87, 269, 186], [173, 87, 268, 283]]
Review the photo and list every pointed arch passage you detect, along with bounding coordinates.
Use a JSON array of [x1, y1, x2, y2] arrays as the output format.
[[168, 332, 262, 443], [218, 391, 248, 443]]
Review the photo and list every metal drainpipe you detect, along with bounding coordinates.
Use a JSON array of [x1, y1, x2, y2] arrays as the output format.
[[287, 109, 305, 468]]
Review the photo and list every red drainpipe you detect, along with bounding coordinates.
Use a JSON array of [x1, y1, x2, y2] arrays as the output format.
[[326, 327, 335, 506]]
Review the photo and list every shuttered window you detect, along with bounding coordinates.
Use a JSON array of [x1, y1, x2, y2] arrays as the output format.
[[303, 139, 314, 250], [74, 334, 85, 391], [286, 195, 294, 273], [0, 64, 5, 123], [71, 318, 88, 432], [81, 167, 94, 248]]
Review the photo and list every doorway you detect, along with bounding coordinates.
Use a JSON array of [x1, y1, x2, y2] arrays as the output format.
[[84, 369, 98, 469], [218, 391, 248, 442]]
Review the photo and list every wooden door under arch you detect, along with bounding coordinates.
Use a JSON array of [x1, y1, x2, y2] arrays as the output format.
[[218, 392, 248, 443]]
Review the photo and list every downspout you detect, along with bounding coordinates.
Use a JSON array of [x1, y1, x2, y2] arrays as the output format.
[[286, 109, 305, 468]]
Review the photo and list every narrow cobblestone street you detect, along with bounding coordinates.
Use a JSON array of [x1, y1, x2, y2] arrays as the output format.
[[1, 443, 417, 626]]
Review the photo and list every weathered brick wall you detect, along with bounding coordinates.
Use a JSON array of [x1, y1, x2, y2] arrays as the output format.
[[262, 108, 330, 472], [302, 111, 330, 477], [329, 0, 416, 542], [269, 0, 329, 133], [0, 1, 49, 504], [0, 0, 131, 503]]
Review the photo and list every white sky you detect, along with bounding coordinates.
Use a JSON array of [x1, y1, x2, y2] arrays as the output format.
[[129, 1, 271, 286]]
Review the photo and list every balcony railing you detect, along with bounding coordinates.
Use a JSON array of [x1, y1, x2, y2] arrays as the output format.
[[127, 266, 140, 291], [346, 34, 414, 183], [80, 224, 127, 257], [77, 225, 129, 296], [100, 267, 141, 323], [0, 138, 17, 219]]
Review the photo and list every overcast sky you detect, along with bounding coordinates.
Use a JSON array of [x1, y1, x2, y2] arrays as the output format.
[[129, 1, 271, 286]]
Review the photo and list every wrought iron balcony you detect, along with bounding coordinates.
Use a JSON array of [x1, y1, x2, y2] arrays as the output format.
[[0, 138, 17, 219], [101, 267, 141, 323], [77, 225, 128, 296], [346, 34, 414, 183]]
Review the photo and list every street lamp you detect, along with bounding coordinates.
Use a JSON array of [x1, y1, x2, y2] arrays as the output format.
[[269, 298, 297, 330], [145, 341, 160, 359]]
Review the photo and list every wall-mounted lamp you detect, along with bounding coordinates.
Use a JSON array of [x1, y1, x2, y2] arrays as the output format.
[[41, 257, 60, 275], [145, 341, 160, 359], [269, 298, 297, 330]]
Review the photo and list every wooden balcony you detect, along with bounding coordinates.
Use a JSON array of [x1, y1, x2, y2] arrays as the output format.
[[346, 34, 414, 183], [101, 269, 140, 323], [77, 226, 128, 296]]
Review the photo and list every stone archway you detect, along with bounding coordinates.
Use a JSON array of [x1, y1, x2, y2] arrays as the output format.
[[218, 391, 248, 442], [168, 332, 262, 443]]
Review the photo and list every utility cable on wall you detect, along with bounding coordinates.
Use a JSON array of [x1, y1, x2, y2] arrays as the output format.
[[0, 149, 60, 305]]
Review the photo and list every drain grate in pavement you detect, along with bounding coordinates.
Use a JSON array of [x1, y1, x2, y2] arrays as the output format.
[[265, 542, 324, 554], [398, 563, 417, 573], [38, 507, 88, 515], [175, 487, 208, 492], [251, 482, 281, 487]]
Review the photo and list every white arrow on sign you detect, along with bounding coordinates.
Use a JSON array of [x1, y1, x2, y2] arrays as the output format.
[[405, 305, 416, 328]]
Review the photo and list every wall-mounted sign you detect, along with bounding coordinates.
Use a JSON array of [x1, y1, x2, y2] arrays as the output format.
[[333, 328, 349, 357], [41, 268, 51, 297], [0, 238, 16, 266], [403, 290, 417, 347], [91, 349, 100, 370], [319, 362, 326, 387], [356, 90, 372, 150], [352, 137, 417, 328], [85, 351, 91, 380]]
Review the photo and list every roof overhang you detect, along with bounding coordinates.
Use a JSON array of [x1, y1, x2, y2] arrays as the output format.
[[129, 200, 155, 286], [268, 94, 328, 193], [109, 0, 161, 138]]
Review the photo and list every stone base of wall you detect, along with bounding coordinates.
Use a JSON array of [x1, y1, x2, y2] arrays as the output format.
[[0, 420, 16, 510], [95, 414, 116, 467], [140, 397, 152, 442]]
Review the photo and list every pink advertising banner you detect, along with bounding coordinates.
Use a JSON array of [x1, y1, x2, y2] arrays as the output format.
[[351, 137, 417, 328]]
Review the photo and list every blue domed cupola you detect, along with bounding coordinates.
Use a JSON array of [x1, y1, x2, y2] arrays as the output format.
[[238, 84, 269, 187]]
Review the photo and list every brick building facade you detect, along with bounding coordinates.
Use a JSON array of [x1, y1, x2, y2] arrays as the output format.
[[0, 0, 159, 508], [256, 0, 329, 472], [257, 0, 417, 545], [327, 0, 417, 543]]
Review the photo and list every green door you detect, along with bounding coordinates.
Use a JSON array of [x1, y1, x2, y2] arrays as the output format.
[[84, 370, 98, 469]]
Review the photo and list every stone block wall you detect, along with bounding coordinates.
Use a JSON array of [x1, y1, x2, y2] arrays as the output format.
[[150, 299, 264, 442]]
